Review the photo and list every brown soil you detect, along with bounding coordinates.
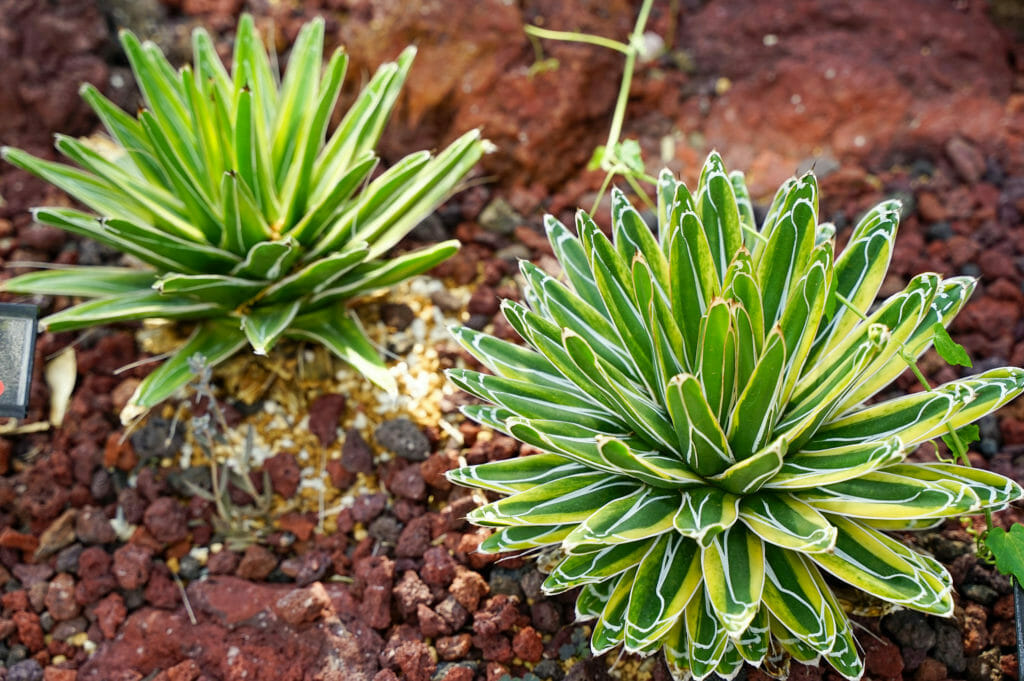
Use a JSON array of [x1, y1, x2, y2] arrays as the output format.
[[2, 2, 1024, 681]]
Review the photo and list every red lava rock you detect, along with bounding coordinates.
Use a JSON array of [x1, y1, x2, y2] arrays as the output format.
[[862, 633, 904, 681], [387, 464, 426, 501], [103, 432, 138, 471], [440, 666, 473, 681], [93, 593, 126, 639], [450, 567, 489, 611], [473, 594, 519, 636], [341, 428, 375, 474], [467, 285, 500, 317], [531, 601, 561, 633], [946, 137, 986, 184], [472, 632, 513, 663], [417, 602, 452, 637], [393, 570, 432, 619], [326, 458, 355, 490], [393, 639, 435, 681], [45, 573, 81, 621], [117, 488, 147, 525], [1002, 653, 1019, 680], [74, 508, 115, 545], [143, 497, 189, 545], [263, 452, 301, 499], [308, 394, 346, 447], [373, 670, 399, 681], [351, 493, 387, 524], [0, 527, 40, 553], [35, 508, 78, 560], [2, 587, 29, 612], [395, 513, 433, 559], [76, 546, 111, 579], [512, 626, 543, 662], [436, 633, 472, 661], [273, 582, 332, 626], [356, 555, 394, 630], [420, 451, 454, 492], [421, 546, 457, 587], [978, 250, 1018, 280], [43, 668, 78, 681], [235, 544, 278, 581], [277, 512, 315, 541], [484, 662, 510, 681], [435, 595, 469, 631], [913, 658, 947, 681], [144, 570, 180, 610], [962, 601, 989, 655], [14, 563, 54, 586], [165, 659, 201, 681], [112, 544, 152, 590], [14, 610, 45, 651]]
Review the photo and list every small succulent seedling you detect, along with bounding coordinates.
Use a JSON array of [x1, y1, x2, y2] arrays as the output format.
[[447, 152, 1024, 680], [1, 15, 486, 423]]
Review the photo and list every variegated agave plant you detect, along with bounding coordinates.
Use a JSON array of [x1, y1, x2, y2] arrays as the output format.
[[446, 152, 1024, 680], [1, 15, 484, 422]]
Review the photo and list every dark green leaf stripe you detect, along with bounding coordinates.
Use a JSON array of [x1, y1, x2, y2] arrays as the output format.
[[625, 533, 702, 651]]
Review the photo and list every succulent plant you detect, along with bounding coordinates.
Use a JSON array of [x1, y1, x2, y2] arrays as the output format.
[[1, 15, 485, 422], [447, 152, 1024, 680]]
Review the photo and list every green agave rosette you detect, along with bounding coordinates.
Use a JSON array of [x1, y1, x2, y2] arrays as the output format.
[[446, 152, 1024, 680], [1, 15, 486, 423]]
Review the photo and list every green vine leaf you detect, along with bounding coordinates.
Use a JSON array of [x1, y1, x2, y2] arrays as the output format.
[[985, 524, 1024, 585], [933, 322, 972, 368], [940, 424, 979, 452]]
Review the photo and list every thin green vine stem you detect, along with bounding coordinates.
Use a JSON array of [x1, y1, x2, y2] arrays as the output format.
[[604, 0, 654, 159], [523, 25, 631, 55]]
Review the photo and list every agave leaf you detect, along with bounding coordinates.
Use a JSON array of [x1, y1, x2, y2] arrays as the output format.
[[825, 621, 864, 681], [460, 405, 515, 435], [578, 211, 659, 392], [78, 84, 166, 186], [708, 435, 786, 496], [844, 276, 975, 408], [156, 273, 266, 307], [684, 587, 730, 679], [797, 469, 980, 518], [288, 152, 376, 245], [508, 419, 701, 488], [770, 614, 821, 664], [722, 251, 764, 354], [233, 85, 278, 220], [240, 299, 300, 355], [231, 238, 301, 280], [808, 200, 899, 363], [562, 331, 678, 450], [465, 472, 640, 527], [312, 47, 414, 199], [739, 492, 837, 553], [729, 170, 757, 247], [665, 373, 734, 477], [766, 436, 904, 490], [696, 299, 737, 423], [634, 256, 686, 388], [311, 240, 459, 305], [881, 462, 1023, 509], [449, 324, 577, 393], [761, 545, 838, 653], [520, 260, 634, 377], [777, 243, 831, 402], [592, 566, 637, 654], [663, 616, 692, 681], [545, 539, 654, 591], [125, 318, 248, 415], [696, 151, 744, 281], [42, 291, 223, 332], [355, 130, 485, 258], [448, 370, 610, 428], [596, 435, 702, 488], [446, 453, 587, 495], [805, 368, 1024, 452], [625, 533, 702, 651], [612, 188, 669, 292], [668, 209, 720, 369], [702, 525, 765, 636], [726, 327, 786, 460], [220, 170, 272, 253], [138, 110, 221, 243], [756, 174, 817, 327], [231, 15, 278, 127], [2, 267, 156, 297], [544, 214, 607, 315], [258, 243, 369, 305], [191, 27, 232, 106], [715, 643, 745, 681], [811, 515, 953, 615], [181, 66, 226, 197], [563, 487, 680, 552], [53, 134, 194, 239], [673, 487, 739, 547], [286, 307, 396, 395], [480, 524, 573, 553], [271, 18, 324, 186], [279, 47, 348, 229], [577, 577, 618, 621], [733, 606, 770, 665]]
